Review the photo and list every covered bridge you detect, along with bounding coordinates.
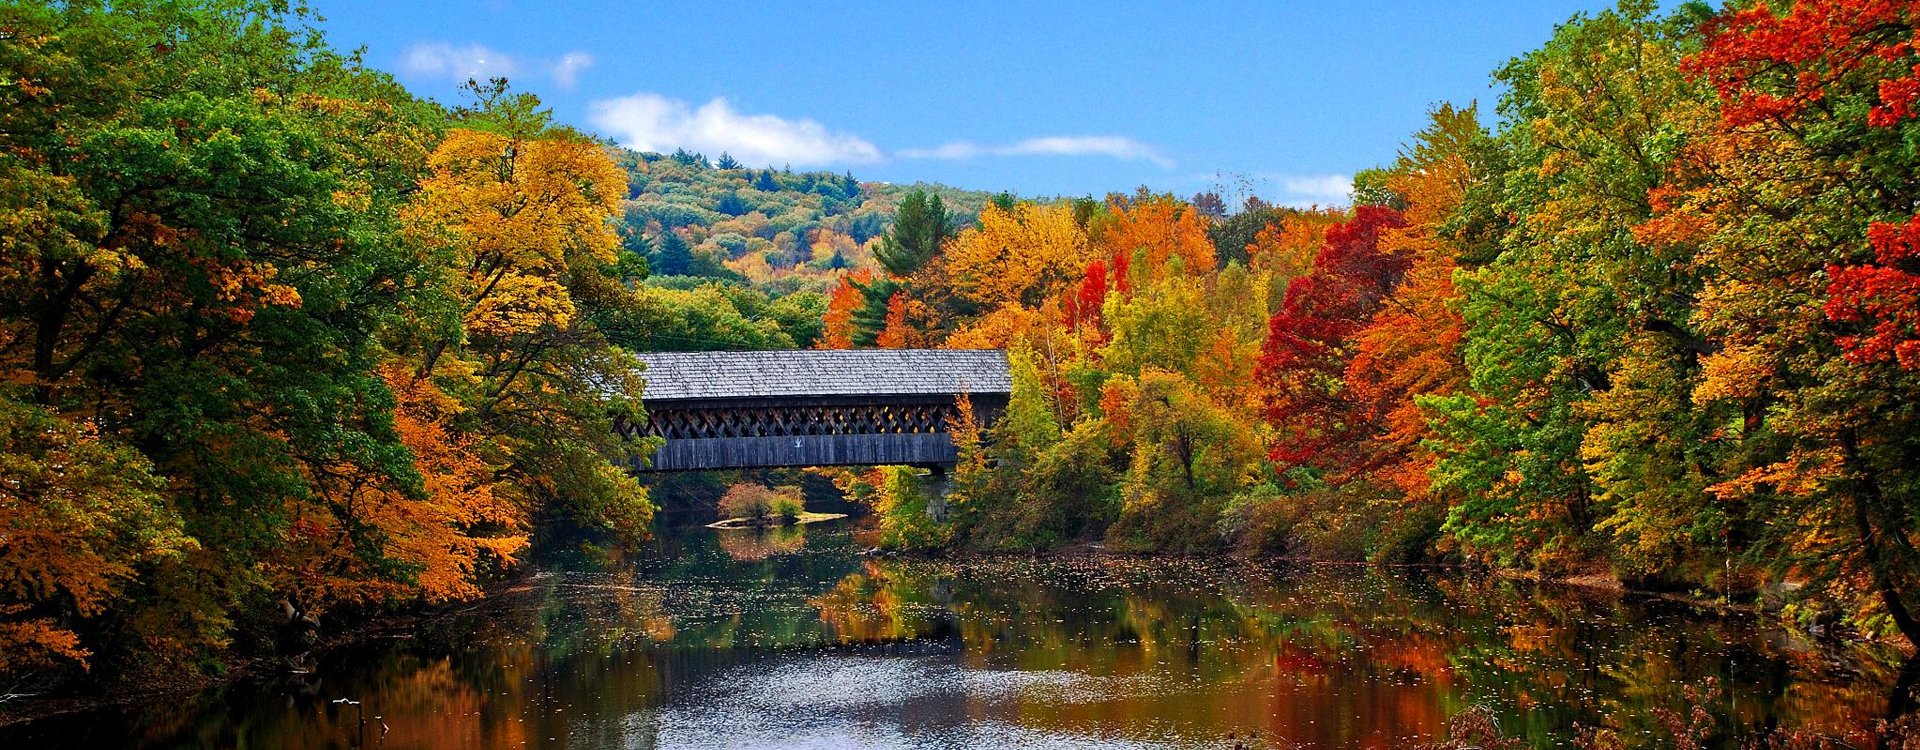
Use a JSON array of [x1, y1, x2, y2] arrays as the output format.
[[621, 349, 1011, 472]]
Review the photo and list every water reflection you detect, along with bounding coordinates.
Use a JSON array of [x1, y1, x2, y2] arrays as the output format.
[[2, 518, 1904, 749], [715, 523, 808, 562]]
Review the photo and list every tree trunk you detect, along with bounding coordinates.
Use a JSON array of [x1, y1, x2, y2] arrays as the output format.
[[1844, 431, 1920, 649], [1854, 496, 1920, 648]]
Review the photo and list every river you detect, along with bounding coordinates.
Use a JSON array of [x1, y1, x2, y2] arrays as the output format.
[[2, 516, 1907, 748]]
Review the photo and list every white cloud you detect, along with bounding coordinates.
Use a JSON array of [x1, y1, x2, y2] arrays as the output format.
[[1282, 174, 1352, 202], [400, 42, 518, 84], [583, 91, 1171, 171], [588, 94, 884, 167], [1276, 174, 1352, 207], [1201, 172, 1353, 209], [398, 42, 594, 90], [898, 141, 990, 160], [552, 52, 594, 90], [901, 136, 1174, 168]]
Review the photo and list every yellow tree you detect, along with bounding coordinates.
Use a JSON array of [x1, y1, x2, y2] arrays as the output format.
[[941, 202, 1092, 309], [405, 129, 625, 372], [393, 83, 652, 559]]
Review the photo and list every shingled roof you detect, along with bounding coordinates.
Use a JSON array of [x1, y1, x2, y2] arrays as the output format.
[[635, 349, 1012, 401]]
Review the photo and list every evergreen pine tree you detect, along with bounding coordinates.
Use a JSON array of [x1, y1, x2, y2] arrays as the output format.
[[851, 277, 901, 347], [651, 231, 695, 276], [874, 190, 953, 276]]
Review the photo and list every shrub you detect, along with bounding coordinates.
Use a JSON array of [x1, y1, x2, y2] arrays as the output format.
[[1218, 480, 1444, 563], [717, 483, 804, 523]]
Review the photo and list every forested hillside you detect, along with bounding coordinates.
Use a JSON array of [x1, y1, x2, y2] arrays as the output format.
[[613, 148, 998, 291], [592, 147, 1004, 351]]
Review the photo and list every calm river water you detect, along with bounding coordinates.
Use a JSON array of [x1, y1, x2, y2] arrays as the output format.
[[4, 517, 1909, 749]]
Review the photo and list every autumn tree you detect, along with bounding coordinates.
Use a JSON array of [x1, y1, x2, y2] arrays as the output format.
[[0, 0, 448, 674], [941, 202, 1092, 310], [1092, 194, 1216, 285], [1343, 104, 1482, 501], [1106, 369, 1265, 553], [400, 80, 654, 547], [0, 399, 187, 671], [1256, 205, 1410, 477], [1246, 210, 1342, 283], [1662, 0, 1920, 645], [1425, 2, 1724, 577]]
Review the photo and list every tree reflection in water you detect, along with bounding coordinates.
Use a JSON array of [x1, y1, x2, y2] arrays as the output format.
[[715, 524, 808, 562], [2, 519, 1907, 749]]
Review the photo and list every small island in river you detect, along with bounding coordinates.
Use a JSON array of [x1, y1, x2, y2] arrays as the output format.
[[704, 481, 844, 529], [706, 511, 848, 529]]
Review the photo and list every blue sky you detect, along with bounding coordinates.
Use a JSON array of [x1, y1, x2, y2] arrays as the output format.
[[309, 1, 1653, 205]]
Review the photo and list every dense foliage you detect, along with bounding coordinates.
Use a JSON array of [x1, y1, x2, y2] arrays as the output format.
[[840, 0, 1920, 652], [613, 148, 996, 295], [7, 0, 1920, 694], [0, 1, 661, 680]]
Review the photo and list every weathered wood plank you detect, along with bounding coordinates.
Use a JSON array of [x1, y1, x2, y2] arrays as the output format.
[[633, 433, 961, 471]]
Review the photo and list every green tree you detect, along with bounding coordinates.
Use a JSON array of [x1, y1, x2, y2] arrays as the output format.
[[874, 190, 953, 276], [0, 0, 445, 673], [1429, 1, 1720, 578], [1206, 204, 1286, 268], [850, 277, 901, 347], [616, 231, 653, 282], [596, 282, 798, 351], [650, 231, 696, 276]]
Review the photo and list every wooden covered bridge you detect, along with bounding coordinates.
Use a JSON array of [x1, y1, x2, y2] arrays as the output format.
[[621, 349, 1011, 472]]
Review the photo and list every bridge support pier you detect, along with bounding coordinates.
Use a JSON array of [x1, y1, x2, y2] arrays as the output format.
[[923, 465, 953, 523]]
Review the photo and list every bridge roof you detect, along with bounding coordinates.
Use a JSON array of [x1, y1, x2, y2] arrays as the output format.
[[636, 349, 1012, 401]]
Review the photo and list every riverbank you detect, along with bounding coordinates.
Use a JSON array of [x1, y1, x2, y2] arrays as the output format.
[[892, 538, 1917, 653]]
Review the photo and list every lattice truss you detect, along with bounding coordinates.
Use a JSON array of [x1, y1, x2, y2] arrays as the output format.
[[625, 403, 963, 440]]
